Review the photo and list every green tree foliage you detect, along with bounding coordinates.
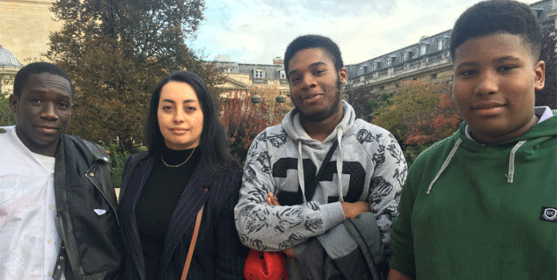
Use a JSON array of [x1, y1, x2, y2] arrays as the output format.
[[46, 0, 224, 153], [0, 73, 16, 126], [369, 92, 392, 113], [535, 26, 556, 109], [101, 141, 146, 188], [372, 81, 461, 163], [0, 97, 16, 126], [346, 84, 375, 122]]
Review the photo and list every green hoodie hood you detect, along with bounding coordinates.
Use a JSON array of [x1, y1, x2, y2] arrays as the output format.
[[426, 109, 557, 194]]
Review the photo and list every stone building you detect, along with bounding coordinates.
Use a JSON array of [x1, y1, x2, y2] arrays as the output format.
[[0, 45, 23, 98], [215, 56, 291, 106], [549, 0, 557, 27], [547, 0, 557, 53], [345, 0, 555, 106], [531, 0, 557, 29], [0, 0, 61, 63], [345, 29, 453, 96]]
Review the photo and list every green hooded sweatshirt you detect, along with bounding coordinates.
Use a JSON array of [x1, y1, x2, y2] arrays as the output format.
[[390, 110, 557, 280]]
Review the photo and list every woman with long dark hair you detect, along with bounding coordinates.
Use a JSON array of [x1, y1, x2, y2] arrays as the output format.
[[118, 71, 248, 279]]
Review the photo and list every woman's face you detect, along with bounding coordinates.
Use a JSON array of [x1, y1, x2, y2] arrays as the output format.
[[157, 81, 204, 150]]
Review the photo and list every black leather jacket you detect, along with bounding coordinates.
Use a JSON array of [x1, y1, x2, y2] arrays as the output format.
[[54, 134, 122, 279]]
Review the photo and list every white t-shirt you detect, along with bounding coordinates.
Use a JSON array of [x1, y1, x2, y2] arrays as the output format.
[[0, 126, 65, 280]]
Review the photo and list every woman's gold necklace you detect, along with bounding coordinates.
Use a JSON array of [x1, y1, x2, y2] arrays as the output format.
[[161, 147, 196, 168]]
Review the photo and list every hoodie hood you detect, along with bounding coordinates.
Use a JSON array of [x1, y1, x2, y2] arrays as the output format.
[[282, 100, 356, 146], [459, 107, 557, 151], [426, 107, 557, 194]]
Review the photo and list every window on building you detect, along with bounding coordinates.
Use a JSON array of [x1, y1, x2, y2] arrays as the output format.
[[386, 58, 392, 67], [358, 66, 367, 76], [278, 70, 286, 79], [420, 45, 427, 55], [403, 51, 412, 61], [254, 69, 264, 79], [437, 39, 443, 51]]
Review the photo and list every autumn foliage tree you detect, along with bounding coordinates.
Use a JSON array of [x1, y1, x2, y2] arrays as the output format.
[[372, 81, 461, 163], [46, 0, 224, 153], [220, 90, 288, 163]]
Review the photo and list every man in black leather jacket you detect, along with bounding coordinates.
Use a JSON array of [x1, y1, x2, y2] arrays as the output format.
[[1, 62, 122, 279]]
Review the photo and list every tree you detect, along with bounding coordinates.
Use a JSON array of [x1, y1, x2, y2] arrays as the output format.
[[535, 26, 556, 109], [0, 73, 16, 126], [0, 97, 16, 126], [46, 0, 224, 153], [220, 89, 288, 163], [346, 84, 375, 122], [372, 81, 461, 163]]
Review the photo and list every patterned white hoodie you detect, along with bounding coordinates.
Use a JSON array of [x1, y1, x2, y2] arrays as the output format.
[[234, 101, 407, 253]]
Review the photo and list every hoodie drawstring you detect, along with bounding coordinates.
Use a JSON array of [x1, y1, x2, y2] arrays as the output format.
[[336, 126, 345, 203], [297, 141, 307, 203], [506, 140, 526, 183], [427, 138, 527, 194], [426, 138, 462, 195]]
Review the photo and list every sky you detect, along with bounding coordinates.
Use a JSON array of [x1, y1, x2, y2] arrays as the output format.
[[189, 0, 541, 65]]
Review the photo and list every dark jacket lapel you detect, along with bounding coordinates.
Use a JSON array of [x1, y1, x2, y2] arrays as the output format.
[[157, 159, 213, 277]]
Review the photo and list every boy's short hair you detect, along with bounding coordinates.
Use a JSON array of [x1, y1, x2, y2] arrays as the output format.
[[14, 62, 74, 98], [450, 0, 543, 61], [284, 35, 344, 79]]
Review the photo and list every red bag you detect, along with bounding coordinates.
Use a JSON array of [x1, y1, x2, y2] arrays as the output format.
[[244, 249, 288, 280]]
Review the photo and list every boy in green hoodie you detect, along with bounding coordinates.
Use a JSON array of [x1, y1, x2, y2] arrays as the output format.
[[388, 1, 556, 279]]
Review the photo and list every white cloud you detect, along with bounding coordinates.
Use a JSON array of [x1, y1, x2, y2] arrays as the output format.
[[190, 0, 543, 64]]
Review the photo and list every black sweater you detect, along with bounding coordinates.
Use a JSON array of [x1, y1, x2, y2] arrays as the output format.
[[136, 146, 200, 279]]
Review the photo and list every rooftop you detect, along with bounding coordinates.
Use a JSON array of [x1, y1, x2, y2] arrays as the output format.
[[0, 45, 23, 69]]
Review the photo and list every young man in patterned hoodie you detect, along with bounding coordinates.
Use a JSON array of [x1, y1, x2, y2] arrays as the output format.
[[235, 35, 407, 279]]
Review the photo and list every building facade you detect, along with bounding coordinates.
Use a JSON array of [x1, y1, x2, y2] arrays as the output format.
[[549, 0, 557, 27], [547, 0, 557, 54], [215, 56, 291, 106], [1, 0, 61, 98], [345, 29, 453, 96], [0, 0, 61, 63], [344, 0, 555, 114]]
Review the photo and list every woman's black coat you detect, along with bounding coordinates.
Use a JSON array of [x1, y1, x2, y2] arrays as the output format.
[[118, 152, 248, 280]]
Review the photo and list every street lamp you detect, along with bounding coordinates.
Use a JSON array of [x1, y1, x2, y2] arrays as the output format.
[[251, 91, 262, 107], [275, 91, 286, 105]]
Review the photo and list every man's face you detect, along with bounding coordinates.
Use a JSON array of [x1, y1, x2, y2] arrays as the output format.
[[10, 73, 73, 156], [452, 33, 545, 144], [287, 48, 347, 122]]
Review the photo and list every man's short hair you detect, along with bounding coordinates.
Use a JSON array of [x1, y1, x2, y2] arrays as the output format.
[[14, 62, 74, 98], [450, 0, 543, 61], [284, 35, 344, 79]]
